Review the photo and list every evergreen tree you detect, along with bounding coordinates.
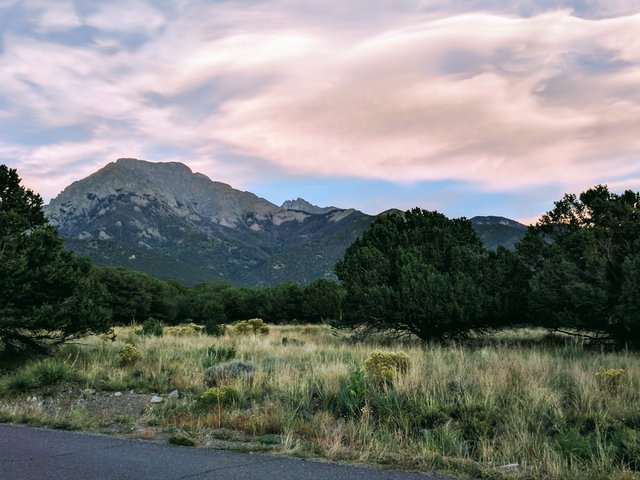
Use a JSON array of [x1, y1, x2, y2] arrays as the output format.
[[335, 209, 493, 340], [520, 185, 640, 344], [0, 165, 109, 354]]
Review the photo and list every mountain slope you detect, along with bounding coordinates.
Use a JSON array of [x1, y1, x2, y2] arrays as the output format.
[[44, 159, 375, 286], [44, 159, 527, 286]]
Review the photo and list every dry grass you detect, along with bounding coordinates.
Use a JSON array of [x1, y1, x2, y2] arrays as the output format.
[[1, 325, 639, 480]]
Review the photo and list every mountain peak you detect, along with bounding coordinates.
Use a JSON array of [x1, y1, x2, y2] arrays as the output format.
[[281, 198, 338, 215]]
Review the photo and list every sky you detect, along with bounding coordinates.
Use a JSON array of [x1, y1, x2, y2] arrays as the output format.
[[1, 1, 639, 223]]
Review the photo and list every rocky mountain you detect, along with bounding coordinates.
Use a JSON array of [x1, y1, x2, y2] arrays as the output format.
[[281, 198, 338, 214], [44, 159, 374, 285], [470, 216, 529, 250], [44, 158, 527, 286]]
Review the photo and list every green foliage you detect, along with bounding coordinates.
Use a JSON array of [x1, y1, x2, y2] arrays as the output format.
[[335, 367, 368, 418], [519, 185, 640, 345], [93, 267, 181, 325], [117, 344, 141, 367], [141, 318, 164, 337], [0, 359, 78, 395], [335, 209, 494, 340], [0, 165, 110, 355], [364, 350, 410, 384], [204, 360, 255, 386], [201, 345, 237, 368], [301, 279, 345, 322], [233, 318, 269, 335]]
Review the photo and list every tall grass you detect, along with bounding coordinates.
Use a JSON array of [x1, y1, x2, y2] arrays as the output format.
[[1, 325, 639, 479]]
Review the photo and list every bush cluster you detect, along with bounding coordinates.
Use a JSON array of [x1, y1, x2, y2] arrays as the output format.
[[233, 319, 269, 335], [164, 323, 205, 336]]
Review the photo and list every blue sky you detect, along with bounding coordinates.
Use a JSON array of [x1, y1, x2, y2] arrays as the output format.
[[1, 1, 639, 223]]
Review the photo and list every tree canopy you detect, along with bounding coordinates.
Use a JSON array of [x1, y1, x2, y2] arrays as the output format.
[[519, 185, 640, 344], [0, 165, 109, 354], [335, 209, 496, 340]]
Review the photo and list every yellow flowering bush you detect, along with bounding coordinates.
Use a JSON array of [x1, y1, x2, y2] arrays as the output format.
[[233, 318, 269, 335], [117, 344, 141, 367], [364, 350, 411, 384]]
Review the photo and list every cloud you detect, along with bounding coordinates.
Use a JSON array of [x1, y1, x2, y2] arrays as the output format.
[[211, 11, 640, 191], [0, 0, 639, 205]]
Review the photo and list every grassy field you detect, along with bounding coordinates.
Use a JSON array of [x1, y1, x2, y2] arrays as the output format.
[[1, 324, 639, 480]]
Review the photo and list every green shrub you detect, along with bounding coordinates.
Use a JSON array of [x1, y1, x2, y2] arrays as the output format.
[[282, 337, 305, 346], [32, 359, 76, 386], [205, 360, 255, 386], [201, 345, 237, 369], [335, 368, 368, 418], [142, 318, 164, 337], [557, 427, 600, 461], [364, 350, 411, 384], [117, 344, 141, 367], [233, 318, 269, 335], [204, 321, 225, 337], [0, 359, 77, 395]]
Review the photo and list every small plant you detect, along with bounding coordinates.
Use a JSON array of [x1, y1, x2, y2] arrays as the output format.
[[201, 385, 240, 428], [595, 367, 626, 392], [141, 317, 164, 337], [205, 360, 255, 386], [201, 385, 239, 406], [233, 318, 269, 335], [117, 344, 141, 367], [364, 350, 411, 384], [336, 367, 368, 418]]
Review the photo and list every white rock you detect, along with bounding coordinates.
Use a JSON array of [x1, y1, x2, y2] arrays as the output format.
[[167, 390, 179, 399], [150, 395, 163, 403], [114, 392, 122, 397]]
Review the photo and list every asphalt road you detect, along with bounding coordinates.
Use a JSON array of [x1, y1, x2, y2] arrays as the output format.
[[0, 424, 449, 480]]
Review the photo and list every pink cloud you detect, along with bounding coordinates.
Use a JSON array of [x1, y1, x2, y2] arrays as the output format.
[[1, 2, 639, 201]]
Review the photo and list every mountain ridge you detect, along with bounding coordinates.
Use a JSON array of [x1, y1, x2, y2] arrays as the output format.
[[44, 158, 527, 285]]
